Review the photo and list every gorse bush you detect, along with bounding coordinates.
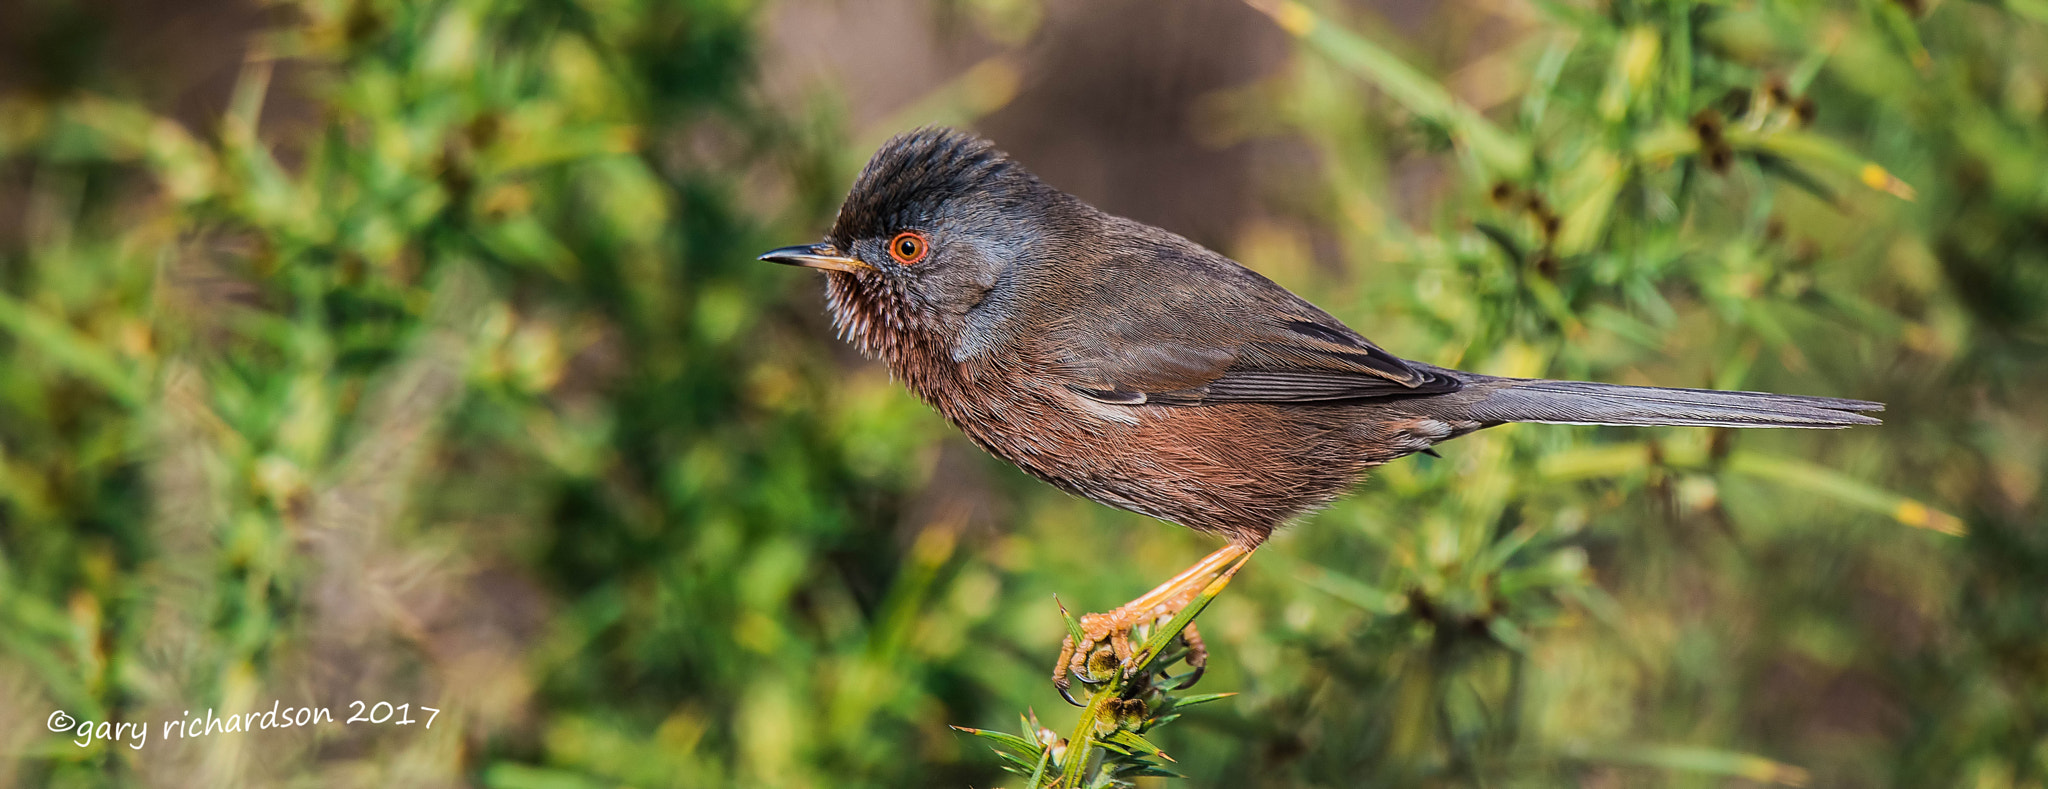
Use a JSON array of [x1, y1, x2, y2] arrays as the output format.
[[0, 0, 884, 784], [1188, 0, 2045, 784], [1, 0, 2045, 786]]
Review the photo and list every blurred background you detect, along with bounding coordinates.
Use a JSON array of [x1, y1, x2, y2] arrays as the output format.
[[2, 0, 2045, 785]]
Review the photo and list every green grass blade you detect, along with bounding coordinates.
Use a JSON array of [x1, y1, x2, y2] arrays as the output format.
[[1726, 452, 1965, 536], [1130, 553, 1251, 674], [1247, 0, 1531, 177], [1566, 743, 1812, 786], [0, 289, 146, 407]]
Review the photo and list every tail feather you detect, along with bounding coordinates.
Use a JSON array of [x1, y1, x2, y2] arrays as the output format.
[[1460, 378, 1884, 429]]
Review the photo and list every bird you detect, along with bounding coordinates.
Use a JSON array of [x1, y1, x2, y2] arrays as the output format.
[[760, 127, 1881, 702]]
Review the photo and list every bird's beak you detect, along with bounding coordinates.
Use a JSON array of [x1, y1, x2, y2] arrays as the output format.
[[758, 243, 872, 274]]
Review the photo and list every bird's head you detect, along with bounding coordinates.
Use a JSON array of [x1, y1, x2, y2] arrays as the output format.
[[760, 127, 1082, 364]]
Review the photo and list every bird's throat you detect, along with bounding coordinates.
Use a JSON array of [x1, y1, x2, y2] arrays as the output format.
[[821, 272, 954, 393]]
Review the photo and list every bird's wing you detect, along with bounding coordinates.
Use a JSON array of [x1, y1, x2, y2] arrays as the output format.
[[1059, 316, 1463, 405], [1042, 235, 1462, 405]]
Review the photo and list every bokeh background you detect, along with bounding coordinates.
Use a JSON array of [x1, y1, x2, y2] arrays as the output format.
[[2, 0, 2046, 785]]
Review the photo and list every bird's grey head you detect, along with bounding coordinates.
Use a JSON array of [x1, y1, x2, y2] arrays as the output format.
[[760, 127, 1083, 361]]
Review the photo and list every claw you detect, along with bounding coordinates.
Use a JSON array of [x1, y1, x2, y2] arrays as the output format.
[[1056, 680, 1086, 707], [1172, 664, 1205, 690]]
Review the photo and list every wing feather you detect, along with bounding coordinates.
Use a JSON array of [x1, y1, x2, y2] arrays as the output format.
[[1040, 226, 1461, 406]]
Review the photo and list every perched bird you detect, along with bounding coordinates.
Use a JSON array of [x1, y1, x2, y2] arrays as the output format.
[[761, 127, 1880, 701]]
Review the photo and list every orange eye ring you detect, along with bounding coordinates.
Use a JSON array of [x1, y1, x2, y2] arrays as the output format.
[[888, 231, 929, 265]]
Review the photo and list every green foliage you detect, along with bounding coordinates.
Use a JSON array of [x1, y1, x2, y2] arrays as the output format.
[[961, 561, 1245, 788], [1, 0, 2045, 786]]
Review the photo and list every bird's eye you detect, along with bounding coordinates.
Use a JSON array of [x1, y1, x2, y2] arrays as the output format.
[[888, 231, 929, 265]]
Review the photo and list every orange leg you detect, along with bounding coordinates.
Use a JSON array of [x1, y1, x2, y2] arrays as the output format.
[[1052, 543, 1256, 704]]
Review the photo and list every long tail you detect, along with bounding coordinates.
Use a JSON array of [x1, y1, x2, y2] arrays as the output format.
[[1452, 377, 1884, 429]]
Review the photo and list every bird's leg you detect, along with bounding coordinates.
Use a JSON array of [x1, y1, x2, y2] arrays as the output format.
[[1052, 542, 1255, 704]]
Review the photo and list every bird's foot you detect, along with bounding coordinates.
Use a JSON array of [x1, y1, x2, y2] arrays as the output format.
[[1049, 544, 1249, 706], [1052, 593, 1210, 705]]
